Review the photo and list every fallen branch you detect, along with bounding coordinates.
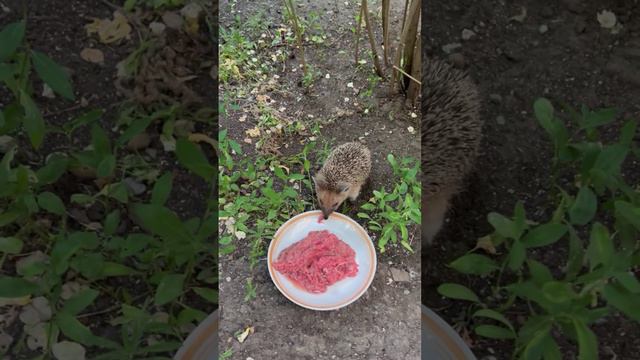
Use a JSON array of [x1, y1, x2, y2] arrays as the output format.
[[392, 65, 421, 85]]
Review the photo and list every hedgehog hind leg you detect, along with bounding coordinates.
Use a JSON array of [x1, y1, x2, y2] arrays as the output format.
[[422, 191, 451, 247]]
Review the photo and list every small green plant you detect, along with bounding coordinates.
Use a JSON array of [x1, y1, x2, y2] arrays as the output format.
[[358, 154, 421, 252], [218, 129, 312, 268], [244, 278, 257, 301], [0, 21, 74, 148], [219, 27, 259, 84], [0, 19, 217, 358], [219, 348, 233, 360], [437, 98, 640, 359], [301, 65, 320, 88]]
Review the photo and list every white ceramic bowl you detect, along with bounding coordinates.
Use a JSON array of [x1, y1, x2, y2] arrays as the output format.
[[267, 210, 377, 311]]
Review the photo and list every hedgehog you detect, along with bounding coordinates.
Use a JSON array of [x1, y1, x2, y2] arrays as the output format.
[[422, 58, 483, 246], [313, 142, 372, 220]]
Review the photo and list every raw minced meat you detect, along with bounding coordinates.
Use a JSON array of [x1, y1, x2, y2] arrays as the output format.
[[272, 230, 358, 293]]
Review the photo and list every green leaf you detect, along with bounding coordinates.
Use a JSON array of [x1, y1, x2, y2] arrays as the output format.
[[566, 227, 584, 280], [528, 260, 553, 285], [91, 125, 111, 157], [488, 212, 520, 239], [603, 283, 640, 322], [154, 274, 185, 306], [96, 154, 116, 178], [569, 187, 597, 226], [56, 311, 118, 348], [117, 116, 152, 147], [64, 109, 103, 135], [615, 201, 640, 231], [0, 21, 26, 61], [131, 203, 193, 244], [618, 120, 637, 147], [508, 239, 526, 271], [542, 281, 575, 304], [592, 144, 627, 176], [51, 232, 98, 274], [522, 223, 567, 248], [509, 282, 555, 313], [586, 222, 613, 270], [473, 309, 514, 331], [37, 192, 66, 216], [534, 98, 555, 136], [151, 173, 173, 206], [437, 283, 479, 302], [449, 254, 498, 275], [70, 194, 95, 205], [571, 317, 598, 360], [0, 210, 20, 228], [108, 182, 129, 204], [31, 50, 75, 100], [580, 108, 616, 130], [0, 276, 39, 297], [104, 210, 120, 236], [0, 237, 23, 254], [124, 0, 137, 11], [19, 90, 45, 148], [175, 138, 214, 181], [193, 287, 218, 303], [62, 288, 99, 315], [36, 154, 69, 185], [614, 272, 640, 294], [0, 63, 14, 85], [521, 329, 559, 360], [474, 325, 515, 339], [73, 253, 104, 280], [518, 315, 553, 346]]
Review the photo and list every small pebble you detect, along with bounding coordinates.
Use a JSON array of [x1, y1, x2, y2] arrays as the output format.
[[461, 29, 476, 40], [448, 53, 466, 68], [539, 24, 549, 34], [442, 43, 462, 54], [496, 115, 506, 125]]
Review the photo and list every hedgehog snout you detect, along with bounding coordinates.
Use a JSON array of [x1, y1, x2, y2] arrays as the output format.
[[321, 207, 332, 220]]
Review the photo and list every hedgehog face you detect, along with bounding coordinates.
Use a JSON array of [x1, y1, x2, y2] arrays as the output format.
[[313, 175, 350, 219]]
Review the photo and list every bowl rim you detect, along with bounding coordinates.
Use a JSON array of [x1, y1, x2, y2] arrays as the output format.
[[267, 210, 377, 311]]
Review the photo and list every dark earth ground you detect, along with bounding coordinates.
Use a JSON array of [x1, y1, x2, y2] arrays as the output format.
[[423, 0, 640, 359], [1, 0, 214, 358], [219, 0, 421, 359]]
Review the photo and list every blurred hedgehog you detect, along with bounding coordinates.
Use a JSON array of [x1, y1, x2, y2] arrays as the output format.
[[313, 142, 372, 220], [422, 58, 483, 246]]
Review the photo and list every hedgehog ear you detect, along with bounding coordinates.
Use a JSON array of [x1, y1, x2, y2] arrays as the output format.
[[312, 173, 327, 189], [337, 181, 350, 193]]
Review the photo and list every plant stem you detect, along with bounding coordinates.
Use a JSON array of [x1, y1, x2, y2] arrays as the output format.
[[284, 0, 307, 76], [354, 2, 364, 65], [362, 0, 384, 77]]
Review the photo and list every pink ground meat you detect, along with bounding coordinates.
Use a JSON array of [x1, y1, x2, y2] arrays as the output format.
[[273, 230, 359, 293]]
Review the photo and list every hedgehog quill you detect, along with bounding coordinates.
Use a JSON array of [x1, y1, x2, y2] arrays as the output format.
[[422, 58, 483, 246], [313, 142, 372, 220]]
